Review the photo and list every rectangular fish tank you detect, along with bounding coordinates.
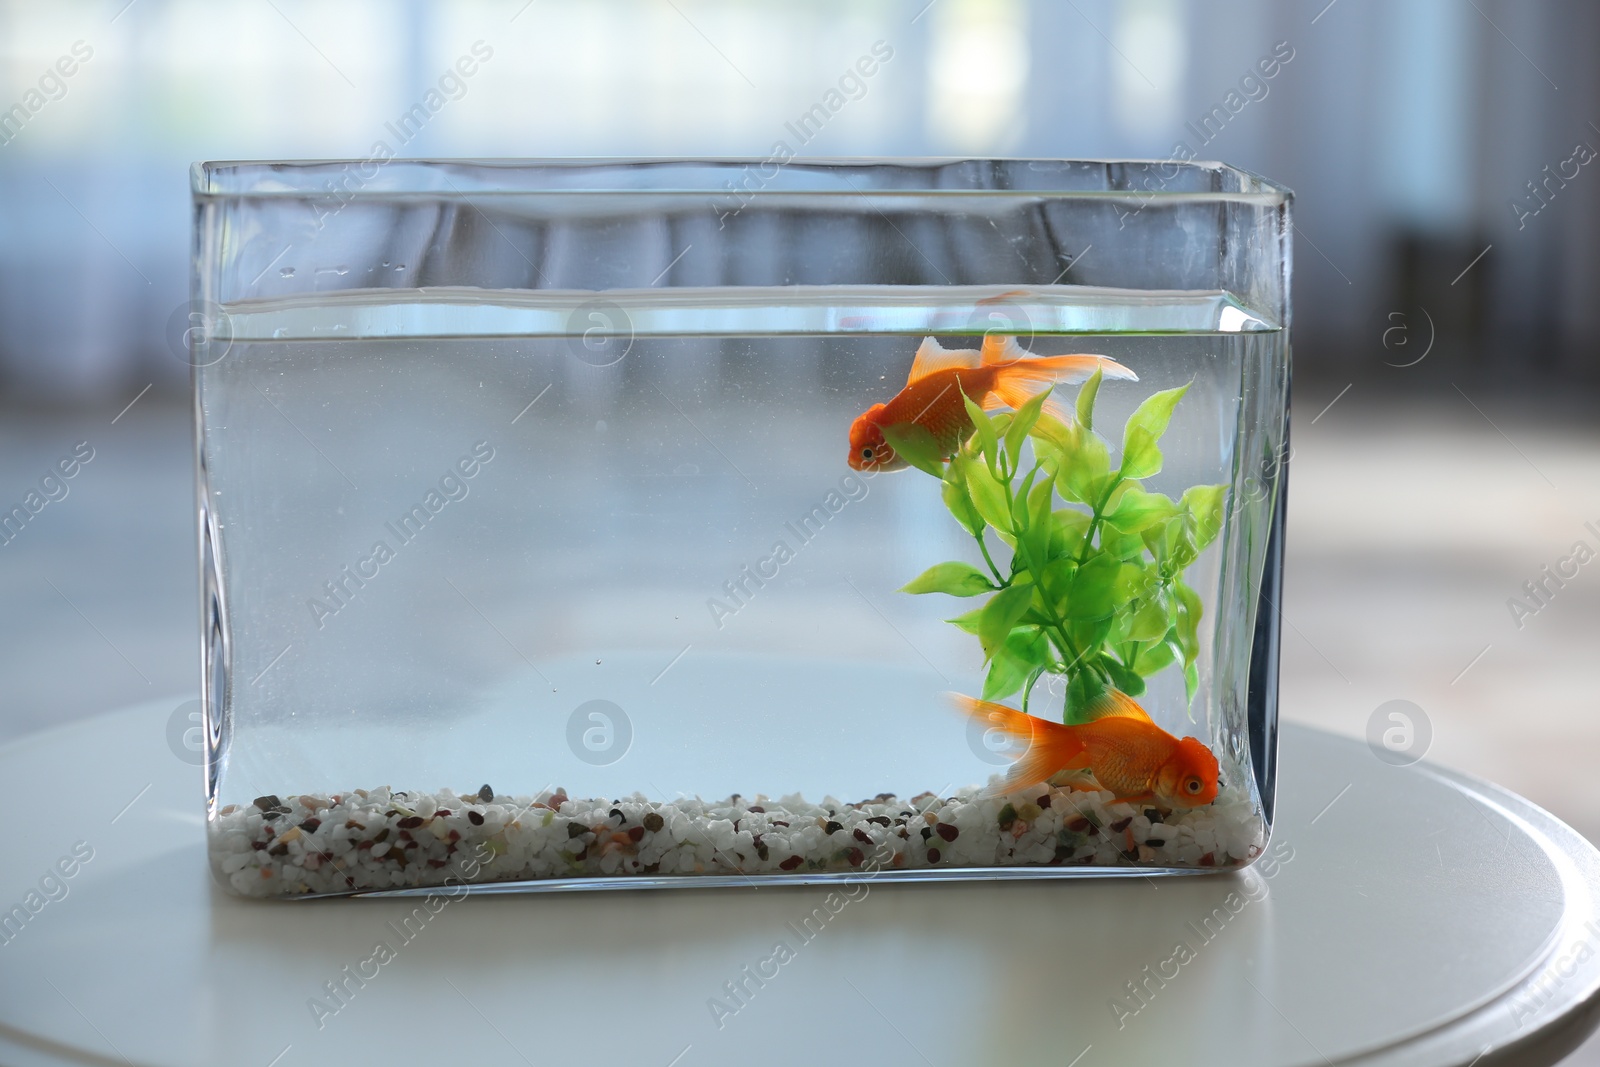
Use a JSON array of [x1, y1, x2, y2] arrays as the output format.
[[191, 159, 1291, 897]]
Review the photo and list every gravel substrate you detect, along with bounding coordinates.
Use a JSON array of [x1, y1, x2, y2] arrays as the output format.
[[213, 778, 1265, 897]]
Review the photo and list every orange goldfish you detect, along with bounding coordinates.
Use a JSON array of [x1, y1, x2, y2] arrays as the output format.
[[847, 334, 1137, 472], [953, 688, 1220, 808]]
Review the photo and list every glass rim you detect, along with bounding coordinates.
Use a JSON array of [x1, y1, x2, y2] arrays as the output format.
[[191, 157, 1293, 204]]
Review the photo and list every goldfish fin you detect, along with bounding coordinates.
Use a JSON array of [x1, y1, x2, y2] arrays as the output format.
[[983, 341, 1139, 384], [1079, 686, 1154, 723], [949, 693, 1084, 798], [978, 345, 1137, 418], [980, 380, 1074, 425], [979, 334, 1031, 367], [907, 336, 981, 384]]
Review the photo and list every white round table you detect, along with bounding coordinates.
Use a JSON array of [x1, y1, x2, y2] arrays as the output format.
[[2, 699, 1598, 1067]]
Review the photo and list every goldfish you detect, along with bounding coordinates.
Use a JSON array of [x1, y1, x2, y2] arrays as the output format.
[[953, 688, 1220, 809], [848, 334, 1137, 472]]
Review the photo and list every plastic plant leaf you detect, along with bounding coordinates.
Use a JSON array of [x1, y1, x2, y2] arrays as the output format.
[[1181, 483, 1228, 552], [1028, 412, 1074, 459], [1048, 509, 1093, 560], [1057, 431, 1112, 506], [1004, 386, 1052, 459], [1063, 554, 1118, 620], [1019, 474, 1056, 568], [977, 581, 1035, 658], [900, 561, 997, 597], [983, 626, 1050, 700], [1100, 528, 1149, 561], [1126, 592, 1171, 641], [940, 473, 986, 537], [946, 606, 985, 635], [1134, 636, 1178, 676], [961, 389, 999, 471], [1174, 578, 1204, 666], [1100, 654, 1145, 696], [1010, 466, 1043, 536], [1104, 485, 1181, 534], [1119, 383, 1190, 480], [1184, 659, 1200, 708], [879, 422, 946, 477], [1064, 670, 1107, 724], [957, 452, 1012, 533], [1076, 368, 1104, 434]]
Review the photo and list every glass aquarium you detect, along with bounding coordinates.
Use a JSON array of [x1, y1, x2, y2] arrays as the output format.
[[190, 159, 1290, 897]]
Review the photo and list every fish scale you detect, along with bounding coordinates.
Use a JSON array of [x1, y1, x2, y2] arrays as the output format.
[[1084, 730, 1160, 798]]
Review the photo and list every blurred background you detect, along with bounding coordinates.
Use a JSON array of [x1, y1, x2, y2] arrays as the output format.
[[1, 0, 1598, 1050]]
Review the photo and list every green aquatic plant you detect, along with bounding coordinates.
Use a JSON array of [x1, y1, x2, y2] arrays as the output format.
[[884, 370, 1226, 723]]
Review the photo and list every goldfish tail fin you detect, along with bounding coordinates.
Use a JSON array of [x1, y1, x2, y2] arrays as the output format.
[[907, 336, 982, 384], [978, 342, 1138, 419], [949, 693, 1083, 798]]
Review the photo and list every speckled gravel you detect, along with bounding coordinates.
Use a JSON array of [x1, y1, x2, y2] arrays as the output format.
[[213, 779, 1265, 897]]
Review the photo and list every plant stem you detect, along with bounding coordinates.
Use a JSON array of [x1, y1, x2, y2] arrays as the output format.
[[975, 530, 1005, 587], [1074, 474, 1123, 567]]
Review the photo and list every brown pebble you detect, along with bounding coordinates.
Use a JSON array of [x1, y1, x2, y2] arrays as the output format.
[[1038, 794, 1051, 808], [567, 822, 589, 839], [643, 813, 665, 833], [845, 847, 864, 866], [936, 824, 958, 842], [779, 855, 803, 871], [1109, 817, 1133, 833], [478, 784, 494, 802], [628, 826, 645, 843], [852, 828, 872, 844], [1067, 817, 1091, 833], [298, 818, 321, 833], [748, 805, 765, 813], [825, 821, 843, 834], [397, 816, 424, 829], [927, 848, 941, 863], [252, 795, 283, 812], [1199, 852, 1215, 867], [467, 811, 485, 826]]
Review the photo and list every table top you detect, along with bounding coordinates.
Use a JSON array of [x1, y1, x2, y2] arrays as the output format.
[[1, 699, 1598, 1067]]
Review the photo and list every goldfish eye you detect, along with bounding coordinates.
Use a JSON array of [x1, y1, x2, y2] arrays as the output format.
[[1185, 778, 1202, 794], [861, 447, 874, 460]]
